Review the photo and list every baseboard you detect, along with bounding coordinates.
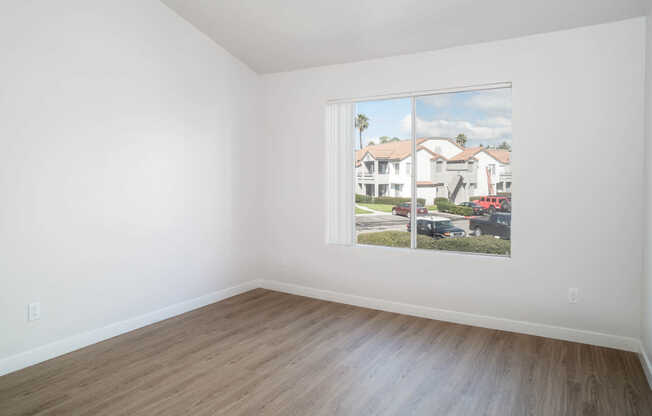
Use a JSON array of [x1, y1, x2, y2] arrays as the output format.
[[0, 280, 260, 377], [2, 278, 643, 378], [259, 279, 640, 353], [639, 342, 652, 390]]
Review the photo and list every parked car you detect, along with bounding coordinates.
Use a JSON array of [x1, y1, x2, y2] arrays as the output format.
[[392, 202, 428, 217], [473, 196, 511, 214], [407, 216, 466, 239], [458, 201, 484, 215], [469, 213, 511, 239]]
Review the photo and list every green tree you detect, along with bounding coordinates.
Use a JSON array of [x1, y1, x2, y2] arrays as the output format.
[[455, 133, 467, 148], [497, 141, 512, 151], [368, 140, 376, 146], [355, 114, 369, 149], [379, 136, 401, 143]]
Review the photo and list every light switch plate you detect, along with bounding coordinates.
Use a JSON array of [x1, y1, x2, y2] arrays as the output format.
[[28, 302, 41, 321]]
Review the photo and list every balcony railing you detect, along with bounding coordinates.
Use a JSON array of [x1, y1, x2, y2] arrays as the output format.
[[356, 172, 390, 183]]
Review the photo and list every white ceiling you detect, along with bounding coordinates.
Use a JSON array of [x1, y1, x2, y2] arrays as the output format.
[[160, 0, 648, 74]]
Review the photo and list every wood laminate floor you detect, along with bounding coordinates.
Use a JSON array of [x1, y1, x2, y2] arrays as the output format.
[[1, 289, 651, 415]]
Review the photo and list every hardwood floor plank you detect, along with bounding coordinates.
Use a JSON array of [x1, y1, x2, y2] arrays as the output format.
[[1, 289, 650, 416]]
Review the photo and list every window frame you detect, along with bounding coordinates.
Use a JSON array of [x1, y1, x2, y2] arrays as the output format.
[[337, 82, 512, 257]]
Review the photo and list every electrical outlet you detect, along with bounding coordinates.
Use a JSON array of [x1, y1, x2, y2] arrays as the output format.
[[28, 302, 40, 321], [568, 288, 579, 304]]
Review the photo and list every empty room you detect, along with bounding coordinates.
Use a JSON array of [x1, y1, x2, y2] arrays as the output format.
[[3, 0, 652, 415]]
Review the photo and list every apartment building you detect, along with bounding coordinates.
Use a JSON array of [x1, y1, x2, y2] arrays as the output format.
[[355, 137, 511, 204]]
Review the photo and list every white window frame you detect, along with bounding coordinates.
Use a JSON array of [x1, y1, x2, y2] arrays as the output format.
[[327, 81, 511, 255]]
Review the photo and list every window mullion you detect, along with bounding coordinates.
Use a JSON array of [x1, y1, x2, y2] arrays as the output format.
[[410, 96, 417, 249]]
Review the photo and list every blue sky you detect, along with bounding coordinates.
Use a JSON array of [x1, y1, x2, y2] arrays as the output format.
[[355, 88, 512, 149]]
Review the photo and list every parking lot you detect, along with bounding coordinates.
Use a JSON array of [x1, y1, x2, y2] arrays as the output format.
[[356, 213, 471, 235]]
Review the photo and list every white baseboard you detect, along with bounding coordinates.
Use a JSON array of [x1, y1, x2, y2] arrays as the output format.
[[0, 280, 260, 377], [639, 342, 652, 390], [259, 279, 640, 353], [2, 278, 644, 380]]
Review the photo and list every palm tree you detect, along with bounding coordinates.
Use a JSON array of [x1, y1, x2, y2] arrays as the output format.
[[355, 114, 369, 149], [455, 133, 467, 148]]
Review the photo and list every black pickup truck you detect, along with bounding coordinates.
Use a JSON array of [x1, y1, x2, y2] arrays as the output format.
[[469, 213, 511, 240], [407, 217, 466, 239]]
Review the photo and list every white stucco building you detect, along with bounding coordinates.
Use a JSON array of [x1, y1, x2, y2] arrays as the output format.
[[355, 137, 511, 205]]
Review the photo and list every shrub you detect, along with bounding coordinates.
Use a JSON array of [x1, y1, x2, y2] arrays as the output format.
[[426, 235, 510, 255], [355, 194, 425, 205], [434, 197, 450, 205], [435, 201, 473, 216], [355, 194, 374, 203], [357, 230, 410, 248], [357, 231, 433, 248], [436, 200, 454, 211], [357, 231, 510, 255], [450, 206, 473, 216]]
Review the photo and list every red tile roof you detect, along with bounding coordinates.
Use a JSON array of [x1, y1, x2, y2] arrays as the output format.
[[448, 146, 511, 164], [356, 138, 510, 165], [356, 138, 427, 162], [448, 146, 484, 161], [485, 149, 510, 164]]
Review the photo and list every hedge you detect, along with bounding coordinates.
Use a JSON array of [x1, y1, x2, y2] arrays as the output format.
[[448, 206, 474, 216], [355, 194, 426, 206], [357, 231, 510, 255], [436, 199, 473, 216], [357, 231, 431, 248], [425, 235, 510, 255]]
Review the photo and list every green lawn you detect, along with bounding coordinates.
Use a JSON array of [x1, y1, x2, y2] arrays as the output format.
[[357, 231, 510, 255], [356, 207, 373, 214], [357, 203, 438, 214], [357, 203, 395, 213]]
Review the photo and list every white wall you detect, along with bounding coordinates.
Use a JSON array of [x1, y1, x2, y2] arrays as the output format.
[[1, 3, 648, 375], [261, 19, 646, 343], [0, 0, 261, 363], [643, 11, 652, 362]]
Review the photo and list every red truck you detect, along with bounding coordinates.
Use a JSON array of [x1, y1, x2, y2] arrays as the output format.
[[474, 196, 511, 214]]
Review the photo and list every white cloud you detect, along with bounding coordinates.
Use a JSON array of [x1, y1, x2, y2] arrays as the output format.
[[401, 113, 512, 142], [365, 136, 380, 146], [417, 94, 452, 109], [465, 89, 512, 117]]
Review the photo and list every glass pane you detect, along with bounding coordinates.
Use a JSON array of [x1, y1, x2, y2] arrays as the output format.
[[354, 98, 412, 248], [414, 87, 512, 256]]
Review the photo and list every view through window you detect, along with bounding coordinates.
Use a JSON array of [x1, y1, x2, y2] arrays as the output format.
[[354, 86, 512, 256]]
